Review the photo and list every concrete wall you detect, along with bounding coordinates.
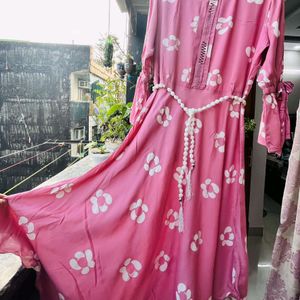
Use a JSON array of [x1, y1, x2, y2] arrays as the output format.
[[0, 41, 90, 194]]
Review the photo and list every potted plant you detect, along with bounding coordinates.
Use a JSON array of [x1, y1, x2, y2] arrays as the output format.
[[93, 78, 132, 151]]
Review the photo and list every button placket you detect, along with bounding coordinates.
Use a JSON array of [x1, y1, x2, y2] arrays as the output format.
[[192, 0, 220, 89]]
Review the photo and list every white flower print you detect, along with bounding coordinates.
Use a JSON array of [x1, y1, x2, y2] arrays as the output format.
[[165, 209, 179, 230], [69, 249, 95, 275], [181, 68, 192, 83], [136, 106, 149, 123], [90, 189, 113, 214], [18, 216, 36, 240], [144, 152, 162, 176], [190, 231, 203, 252], [229, 100, 244, 119], [232, 268, 237, 284], [257, 69, 270, 88], [272, 21, 280, 38], [259, 122, 266, 139], [58, 293, 65, 300], [239, 169, 245, 185], [216, 16, 233, 35], [176, 283, 192, 300], [173, 166, 187, 185], [206, 44, 213, 58], [50, 183, 74, 199], [154, 251, 170, 272], [201, 179, 220, 199], [247, 0, 264, 4], [214, 131, 225, 153], [225, 165, 237, 184], [207, 69, 222, 87], [129, 199, 148, 224], [136, 98, 144, 111], [191, 16, 199, 33], [162, 35, 180, 51], [247, 79, 254, 86], [265, 94, 277, 109], [245, 46, 256, 63], [119, 258, 142, 282], [220, 226, 235, 247], [243, 79, 254, 97], [156, 106, 172, 127]]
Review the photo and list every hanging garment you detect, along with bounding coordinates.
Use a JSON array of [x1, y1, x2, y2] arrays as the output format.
[[265, 99, 300, 300], [0, 1, 290, 299]]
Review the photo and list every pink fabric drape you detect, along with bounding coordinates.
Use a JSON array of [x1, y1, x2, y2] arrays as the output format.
[[0, 1, 291, 299]]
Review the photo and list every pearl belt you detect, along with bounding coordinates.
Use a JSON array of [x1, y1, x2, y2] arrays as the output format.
[[152, 83, 246, 233]]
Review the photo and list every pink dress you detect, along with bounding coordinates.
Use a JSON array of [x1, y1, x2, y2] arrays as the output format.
[[0, 0, 290, 299]]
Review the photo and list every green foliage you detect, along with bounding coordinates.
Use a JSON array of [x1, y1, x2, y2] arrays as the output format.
[[84, 141, 108, 154], [245, 118, 256, 135], [103, 37, 114, 68], [95, 35, 126, 68], [94, 79, 132, 142]]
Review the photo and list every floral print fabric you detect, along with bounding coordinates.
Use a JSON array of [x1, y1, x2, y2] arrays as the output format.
[[264, 106, 300, 300], [0, 0, 290, 300]]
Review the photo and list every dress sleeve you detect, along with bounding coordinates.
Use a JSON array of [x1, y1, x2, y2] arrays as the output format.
[[0, 201, 38, 269], [256, 0, 293, 155], [129, 0, 158, 125]]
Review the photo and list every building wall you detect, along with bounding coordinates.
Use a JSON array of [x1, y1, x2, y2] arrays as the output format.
[[0, 41, 90, 194]]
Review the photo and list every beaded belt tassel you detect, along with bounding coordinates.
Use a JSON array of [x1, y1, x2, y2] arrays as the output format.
[[152, 83, 246, 233]]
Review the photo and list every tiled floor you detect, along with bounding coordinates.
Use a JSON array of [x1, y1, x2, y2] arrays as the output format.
[[247, 195, 281, 300]]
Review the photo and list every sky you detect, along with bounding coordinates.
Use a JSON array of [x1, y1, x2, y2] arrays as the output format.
[[0, 0, 128, 49]]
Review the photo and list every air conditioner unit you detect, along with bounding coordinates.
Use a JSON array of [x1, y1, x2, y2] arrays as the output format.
[[78, 80, 90, 89]]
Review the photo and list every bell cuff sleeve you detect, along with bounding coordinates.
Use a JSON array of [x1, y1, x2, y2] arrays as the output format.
[[256, 0, 293, 155]]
